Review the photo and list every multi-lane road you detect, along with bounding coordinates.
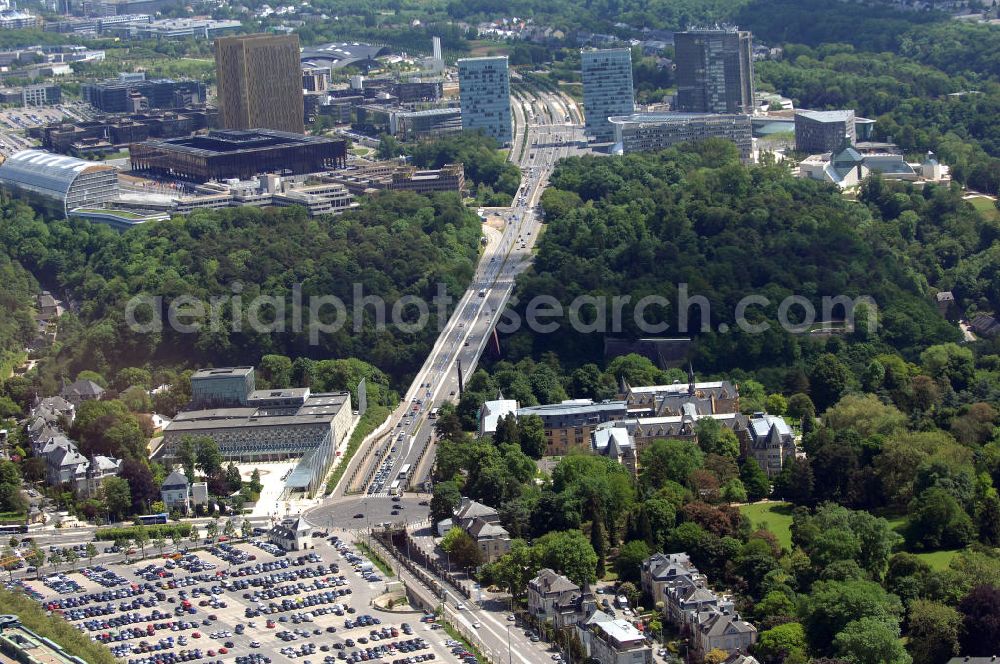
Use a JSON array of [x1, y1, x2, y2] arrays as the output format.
[[308, 90, 586, 530]]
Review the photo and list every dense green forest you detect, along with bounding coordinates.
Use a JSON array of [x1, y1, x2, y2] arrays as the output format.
[[0, 190, 482, 393], [0, 254, 39, 376], [504, 141, 998, 387]]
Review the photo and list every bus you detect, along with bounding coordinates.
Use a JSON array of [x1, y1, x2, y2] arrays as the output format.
[[136, 513, 168, 525], [388, 480, 402, 497], [0, 523, 27, 535], [397, 464, 412, 481], [429, 407, 439, 419]]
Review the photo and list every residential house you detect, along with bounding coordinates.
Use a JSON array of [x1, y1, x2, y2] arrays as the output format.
[[160, 469, 191, 512], [450, 498, 511, 562], [60, 378, 105, 406], [77, 455, 123, 498], [577, 610, 653, 664], [527, 568, 596, 629], [692, 609, 757, 659], [45, 443, 88, 486], [37, 291, 59, 320], [268, 516, 313, 551], [640, 552, 705, 609], [746, 413, 796, 477], [723, 653, 761, 664]]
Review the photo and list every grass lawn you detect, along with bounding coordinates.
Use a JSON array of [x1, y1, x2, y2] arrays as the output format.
[[739, 501, 795, 550], [969, 196, 1000, 220], [913, 548, 962, 571]]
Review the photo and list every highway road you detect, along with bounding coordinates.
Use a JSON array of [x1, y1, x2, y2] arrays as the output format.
[[308, 89, 586, 530]]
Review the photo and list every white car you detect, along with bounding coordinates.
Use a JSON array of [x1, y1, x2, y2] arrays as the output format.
[[456, 603, 466, 610]]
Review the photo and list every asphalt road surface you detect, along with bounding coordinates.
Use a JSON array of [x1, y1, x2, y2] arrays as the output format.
[[307, 89, 586, 531]]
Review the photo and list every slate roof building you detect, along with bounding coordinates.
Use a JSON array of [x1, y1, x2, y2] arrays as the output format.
[[528, 569, 596, 629], [746, 412, 796, 477], [160, 469, 191, 512], [268, 516, 313, 551], [60, 378, 106, 406]]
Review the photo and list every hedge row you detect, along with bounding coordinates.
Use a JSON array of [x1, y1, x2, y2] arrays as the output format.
[[94, 523, 193, 541]]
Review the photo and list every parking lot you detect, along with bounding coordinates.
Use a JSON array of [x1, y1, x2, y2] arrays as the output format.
[[7, 533, 483, 664]]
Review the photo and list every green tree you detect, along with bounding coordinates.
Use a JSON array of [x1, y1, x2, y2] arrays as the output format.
[[908, 487, 976, 550], [801, 579, 904, 653], [695, 418, 740, 458], [833, 617, 911, 664], [534, 530, 599, 587], [479, 539, 537, 599], [178, 437, 197, 482], [85, 542, 97, 564], [614, 540, 651, 584], [809, 354, 850, 412], [756, 622, 807, 664], [639, 439, 705, 490], [225, 463, 242, 491], [518, 414, 546, 459], [721, 478, 748, 503], [259, 354, 293, 388], [195, 438, 222, 476], [740, 459, 770, 502], [430, 481, 462, 525], [103, 477, 132, 521], [906, 599, 962, 664], [0, 483, 27, 514]]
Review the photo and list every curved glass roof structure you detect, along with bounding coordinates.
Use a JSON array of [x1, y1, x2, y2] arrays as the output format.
[[0, 149, 111, 197]]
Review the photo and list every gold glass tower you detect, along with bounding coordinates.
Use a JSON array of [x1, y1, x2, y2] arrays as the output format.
[[214, 33, 305, 134]]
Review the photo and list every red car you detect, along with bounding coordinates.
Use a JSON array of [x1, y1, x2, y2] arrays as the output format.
[[191, 632, 201, 639]]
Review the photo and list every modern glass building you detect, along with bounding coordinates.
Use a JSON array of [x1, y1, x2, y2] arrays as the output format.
[[609, 112, 754, 163], [457, 56, 512, 145], [0, 149, 119, 218], [675, 28, 755, 115], [581, 48, 635, 142]]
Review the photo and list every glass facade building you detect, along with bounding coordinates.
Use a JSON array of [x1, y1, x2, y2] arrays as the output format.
[[0, 149, 119, 218], [581, 48, 635, 142], [675, 28, 755, 115], [457, 56, 512, 145]]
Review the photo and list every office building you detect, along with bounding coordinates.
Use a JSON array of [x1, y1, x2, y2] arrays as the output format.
[[0, 150, 119, 218], [161, 387, 351, 494], [610, 111, 753, 162], [394, 107, 462, 140], [38, 107, 218, 156], [190, 366, 256, 407], [215, 33, 304, 134], [0, 10, 41, 29], [581, 48, 635, 142], [794, 109, 856, 153], [675, 28, 755, 114], [126, 18, 241, 40], [517, 399, 628, 456], [129, 129, 347, 182], [457, 56, 512, 144], [82, 76, 206, 113], [0, 83, 61, 107]]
